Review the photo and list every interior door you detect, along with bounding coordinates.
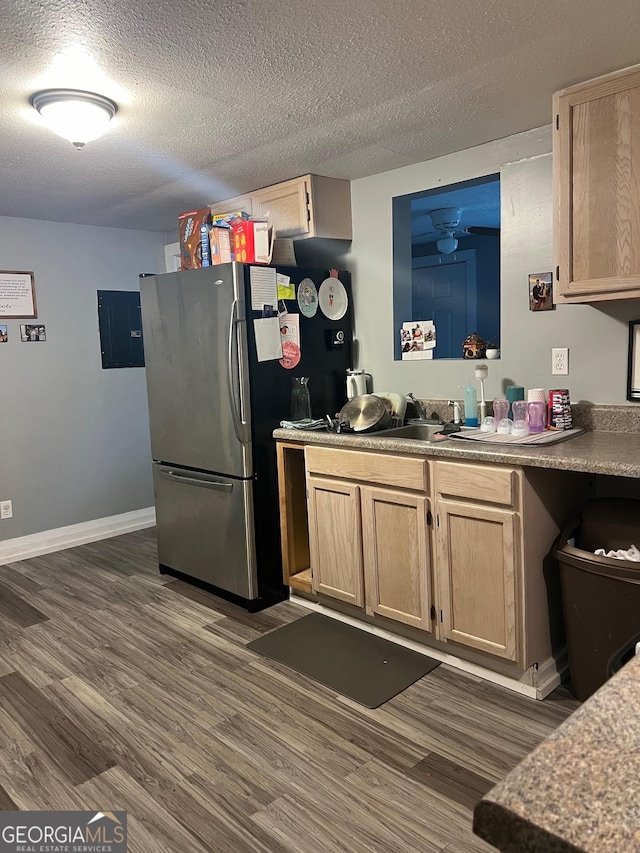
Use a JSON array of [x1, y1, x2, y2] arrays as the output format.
[[412, 260, 472, 358]]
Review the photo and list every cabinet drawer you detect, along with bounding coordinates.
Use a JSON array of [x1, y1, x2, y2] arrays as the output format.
[[305, 446, 427, 491], [434, 461, 517, 506]]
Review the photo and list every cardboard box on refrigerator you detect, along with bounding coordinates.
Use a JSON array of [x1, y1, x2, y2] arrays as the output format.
[[231, 220, 273, 264], [208, 225, 234, 265]]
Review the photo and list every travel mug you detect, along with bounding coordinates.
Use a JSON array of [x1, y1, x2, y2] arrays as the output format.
[[505, 385, 525, 419], [548, 389, 572, 430]]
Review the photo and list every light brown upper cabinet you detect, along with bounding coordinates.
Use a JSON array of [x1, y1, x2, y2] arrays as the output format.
[[209, 175, 352, 241], [554, 64, 640, 302]]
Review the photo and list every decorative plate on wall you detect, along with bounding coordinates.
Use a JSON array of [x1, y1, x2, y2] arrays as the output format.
[[318, 277, 348, 320]]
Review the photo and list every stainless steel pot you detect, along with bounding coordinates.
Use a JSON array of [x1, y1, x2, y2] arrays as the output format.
[[338, 394, 392, 432]]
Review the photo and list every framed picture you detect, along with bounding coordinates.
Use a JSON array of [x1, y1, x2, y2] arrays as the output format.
[[627, 320, 640, 401], [528, 272, 554, 312], [0, 271, 37, 318], [0, 325, 7, 343], [20, 324, 46, 342]]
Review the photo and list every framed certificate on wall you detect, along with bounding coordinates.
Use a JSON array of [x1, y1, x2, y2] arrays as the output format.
[[0, 271, 37, 318]]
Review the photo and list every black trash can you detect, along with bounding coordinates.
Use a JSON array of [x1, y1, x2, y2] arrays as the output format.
[[555, 498, 640, 701]]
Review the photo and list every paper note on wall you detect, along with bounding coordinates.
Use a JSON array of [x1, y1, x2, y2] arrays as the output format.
[[254, 317, 283, 362], [250, 266, 278, 311]]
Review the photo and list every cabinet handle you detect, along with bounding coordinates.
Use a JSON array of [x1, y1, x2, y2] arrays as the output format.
[[427, 509, 433, 526], [430, 605, 436, 621], [555, 265, 560, 282], [555, 113, 560, 131]]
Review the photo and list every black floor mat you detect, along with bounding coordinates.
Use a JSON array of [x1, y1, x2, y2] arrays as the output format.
[[247, 612, 440, 708]]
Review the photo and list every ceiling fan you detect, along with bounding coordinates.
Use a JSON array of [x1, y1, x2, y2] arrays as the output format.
[[414, 206, 500, 253]]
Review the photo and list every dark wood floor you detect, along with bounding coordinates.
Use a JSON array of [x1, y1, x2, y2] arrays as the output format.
[[0, 529, 579, 852]]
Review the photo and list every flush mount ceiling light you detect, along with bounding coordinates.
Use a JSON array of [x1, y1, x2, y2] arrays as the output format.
[[30, 89, 117, 149]]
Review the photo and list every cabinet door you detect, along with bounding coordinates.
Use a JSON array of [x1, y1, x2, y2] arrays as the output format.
[[361, 487, 433, 631], [436, 500, 519, 661], [252, 178, 311, 238], [307, 476, 364, 606], [209, 194, 254, 216], [554, 66, 640, 302]]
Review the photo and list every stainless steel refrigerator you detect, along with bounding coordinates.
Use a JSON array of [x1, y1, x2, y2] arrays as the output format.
[[140, 262, 353, 610]]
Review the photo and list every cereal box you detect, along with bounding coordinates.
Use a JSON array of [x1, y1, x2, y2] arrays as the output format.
[[209, 225, 234, 265], [178, 208, 211, 270]]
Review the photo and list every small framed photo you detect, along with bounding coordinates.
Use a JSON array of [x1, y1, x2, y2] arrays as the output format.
[[20, 324, 46, 342], [0, 325, 7, 343], [627, 320, 640, 401], [528, 272, 554, 312]]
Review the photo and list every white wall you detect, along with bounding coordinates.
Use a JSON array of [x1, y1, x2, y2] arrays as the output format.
[[0, 216, 165, 540], [349, 126, 640, 405]]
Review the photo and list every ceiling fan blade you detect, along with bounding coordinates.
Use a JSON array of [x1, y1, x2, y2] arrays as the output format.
[[465, 225, 500, 237]]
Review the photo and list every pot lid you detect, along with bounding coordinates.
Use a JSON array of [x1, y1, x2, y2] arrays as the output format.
[[339, 394, 387, 432]]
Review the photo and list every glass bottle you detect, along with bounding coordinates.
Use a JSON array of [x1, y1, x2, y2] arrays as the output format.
[[291, 377, 311, 422]]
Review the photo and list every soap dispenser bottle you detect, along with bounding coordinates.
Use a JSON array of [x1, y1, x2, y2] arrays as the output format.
[[464, 385, 478, 427]]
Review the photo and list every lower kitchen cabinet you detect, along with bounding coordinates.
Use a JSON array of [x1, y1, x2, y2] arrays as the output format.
[[304, 446, 430, 620], [276, 440, 589, 686], [361, 486, 433, 631], [307, 475, 364, 606], [436, 499, 518, 660]]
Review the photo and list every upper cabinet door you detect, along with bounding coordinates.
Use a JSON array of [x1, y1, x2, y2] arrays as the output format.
[[252, 177, 311, 238], [209, 194, 254, 217], [554, 65, 640, 302]]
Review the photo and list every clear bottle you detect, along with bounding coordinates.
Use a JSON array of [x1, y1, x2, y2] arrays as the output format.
[[464, 385, 478, 427], [291, 376, 311, 422]]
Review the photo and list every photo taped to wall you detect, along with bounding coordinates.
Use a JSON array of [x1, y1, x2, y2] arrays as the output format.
[[20, 324, 46, 342], [528, 272, 554, 312]]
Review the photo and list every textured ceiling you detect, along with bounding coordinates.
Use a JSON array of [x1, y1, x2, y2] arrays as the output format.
[[1, 0, 640, 233]]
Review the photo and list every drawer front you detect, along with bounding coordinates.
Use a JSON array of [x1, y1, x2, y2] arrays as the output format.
[[305, 446, 427, 491], [434, 460, 517, 506]]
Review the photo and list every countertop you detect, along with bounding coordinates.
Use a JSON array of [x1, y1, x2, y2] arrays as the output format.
[[273, 427, 640, 479], [473, 655, 640, 852]]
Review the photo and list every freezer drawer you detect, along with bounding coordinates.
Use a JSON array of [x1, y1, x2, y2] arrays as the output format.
[[153, 464, 257, 599]]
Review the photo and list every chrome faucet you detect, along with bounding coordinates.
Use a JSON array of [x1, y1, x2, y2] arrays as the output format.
[[407, 393, 427, 420]]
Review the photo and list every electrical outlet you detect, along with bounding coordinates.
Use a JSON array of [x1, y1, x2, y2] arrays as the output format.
[[552, 347, 569, 375], [0, 500, 12, 520]]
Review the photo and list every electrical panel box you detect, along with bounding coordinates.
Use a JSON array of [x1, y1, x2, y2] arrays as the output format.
[[97, 290, 145, 369]]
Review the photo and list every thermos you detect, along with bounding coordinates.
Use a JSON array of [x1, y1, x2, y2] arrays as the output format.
[[346, 369, 368, 400]]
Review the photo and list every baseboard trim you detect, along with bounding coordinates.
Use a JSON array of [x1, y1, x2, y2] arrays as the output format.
[[0, 507, 156, 566], [291, 594, 564, 700]]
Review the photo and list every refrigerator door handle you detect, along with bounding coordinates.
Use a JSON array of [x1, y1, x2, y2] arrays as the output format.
[[159, 470, 234, 493], [228, 298, 250, 444]]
